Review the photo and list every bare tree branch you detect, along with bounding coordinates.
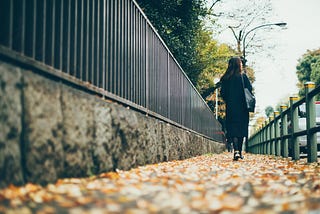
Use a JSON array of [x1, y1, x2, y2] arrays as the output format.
[[228, 25, 240, 41], [209, 0, 222, 11]]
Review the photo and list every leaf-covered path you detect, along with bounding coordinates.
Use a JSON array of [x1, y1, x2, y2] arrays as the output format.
[[1, 153, 320, 214]]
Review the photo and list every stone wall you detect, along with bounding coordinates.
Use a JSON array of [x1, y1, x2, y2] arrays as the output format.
[[0, 60, 225, 187]]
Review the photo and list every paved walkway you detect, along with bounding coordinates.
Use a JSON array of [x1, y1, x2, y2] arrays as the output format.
[[1, 152, 320, 214]]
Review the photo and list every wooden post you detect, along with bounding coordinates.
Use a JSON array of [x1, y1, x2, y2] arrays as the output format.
[[269, 116, 275, 155], [290, 96, 300, 160], [274, 111, 281, 156], [280, 105, 288, 157], [304, 82, 317, 163]]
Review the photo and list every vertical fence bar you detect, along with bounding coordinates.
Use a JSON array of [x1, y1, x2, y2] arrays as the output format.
[[141, 15, 146, 107], [138, 12, 142, 105], [106, 0, 110, 92], [70, 0, 76, 75], [72, 0, 77, 76], [95, 0, 99, 86], [305, 82, 317, 163], [280, 105, 289, 158], [35, 0, 44, 62], [79, 0, 84, 80], [140, 13, 144, 106], [258, 132, 261, 153], [0, 0, 10, 47], [24, 0, 35, 57], [11, 1, 19, 52], [9, 0, 13, 49], [262, 133, 265, 154], [129, 1, 134, 101], [263, 127, 266, 154], [123, 0, 127, 100], [132, 6, 136, 102], [43, 0, 47, 62], [59, 0, 64, 70], [90, 0, 95, 84], [274, 111, 281, 156], [21, 0, 26, 54], [51, 0, 55, 66], [270, 116, 275, 155], [265, 123, 268, 154], [130, 0, 134, 100], [259, 127, 263, 154], [66, 0, 71, 74], [118, 0, 122, 95], [261, 124, 264, 154], [44, 0, 52, 65], [97, 0, 101, 87], [266, 122, 270, 154], [290, 96, 300, 160], [259, 131, 262, 154], [254, 129, 258, 154], [85, 0, 90, 82], [102, 0, 106, 94], [32, 0, 37, 59], [145, 21, 149, 109], [109, 0, 114, 93]]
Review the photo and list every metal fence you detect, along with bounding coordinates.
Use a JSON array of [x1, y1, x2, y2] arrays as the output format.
[[0, 0, 224, 142], [248, 82, 320, 163]]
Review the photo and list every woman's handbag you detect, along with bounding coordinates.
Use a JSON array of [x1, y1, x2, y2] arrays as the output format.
[[241, 74, 256, 112]]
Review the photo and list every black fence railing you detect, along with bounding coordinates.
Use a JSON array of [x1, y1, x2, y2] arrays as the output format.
[[248, 82, 320, 163], [0, 0, 224, 142]]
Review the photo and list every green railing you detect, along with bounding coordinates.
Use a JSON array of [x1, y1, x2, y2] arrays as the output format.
[[248, 82, 320, 163]]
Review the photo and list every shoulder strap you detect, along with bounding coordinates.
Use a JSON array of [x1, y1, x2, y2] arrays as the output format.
[[241, 74, 246, 89]]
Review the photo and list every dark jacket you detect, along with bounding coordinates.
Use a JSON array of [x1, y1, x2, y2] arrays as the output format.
[[221, 73, 252, 138]]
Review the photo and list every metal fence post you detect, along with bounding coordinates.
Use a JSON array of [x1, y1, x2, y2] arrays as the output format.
[[289, 96, 300, 160], [264, 123, 268, 154], [265, 122, 268, 154], [274, 111, 281, 156], [260, 125, 264, 154], [258, 126, 262, 154], [304, 82, 317, 163], [269, 116, 275, 155], [280, 105, 288, 158]]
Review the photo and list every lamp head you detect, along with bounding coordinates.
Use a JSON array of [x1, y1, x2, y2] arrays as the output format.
[[275, 22, 287, 27]]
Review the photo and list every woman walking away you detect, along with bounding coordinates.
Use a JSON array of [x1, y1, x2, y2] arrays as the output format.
[[220, 56, 253, 161]]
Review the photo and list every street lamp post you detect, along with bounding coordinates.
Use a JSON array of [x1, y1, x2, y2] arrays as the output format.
[[229, 22, 287, 67], [242, 22, 287, 67]]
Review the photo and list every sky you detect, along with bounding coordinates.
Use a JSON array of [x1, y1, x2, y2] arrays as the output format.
[[211, 0, 320, 117]]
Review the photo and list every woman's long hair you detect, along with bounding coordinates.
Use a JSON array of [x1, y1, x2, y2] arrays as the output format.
[[221, 56, 243, 81]]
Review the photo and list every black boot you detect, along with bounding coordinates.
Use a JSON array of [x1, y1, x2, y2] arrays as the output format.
[[234, 151, 240, 161], [232, 137, 240, 161], [240, 151, 244, 159]]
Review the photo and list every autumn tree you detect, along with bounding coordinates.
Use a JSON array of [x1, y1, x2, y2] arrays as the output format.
[[135, 0, 207, 85], [265, 106, 274, 117], [195, 26, 236, 94], [296, 48, 320, 98]]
